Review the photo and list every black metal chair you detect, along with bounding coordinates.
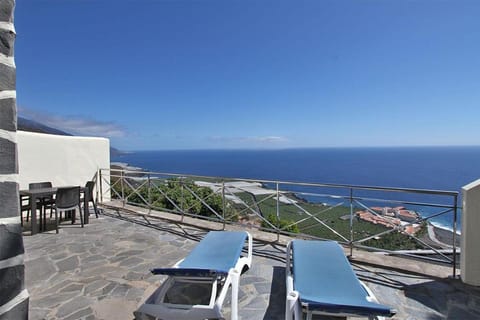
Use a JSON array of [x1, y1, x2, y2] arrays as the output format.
[[20, 195, 31, 227], [84, 181, 99, 218], [55, 186, 83, 231], [26, 182, 55, 231]]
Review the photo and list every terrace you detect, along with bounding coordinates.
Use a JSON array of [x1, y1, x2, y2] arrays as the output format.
[[24, 207, 480, 319]]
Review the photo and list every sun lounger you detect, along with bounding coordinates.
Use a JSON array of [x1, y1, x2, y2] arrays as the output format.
[[286, 240, 396, 320], [134, 230, 252, 320]]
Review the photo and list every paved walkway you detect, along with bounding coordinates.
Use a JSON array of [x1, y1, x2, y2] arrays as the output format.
[[23, 209, 480, 319]]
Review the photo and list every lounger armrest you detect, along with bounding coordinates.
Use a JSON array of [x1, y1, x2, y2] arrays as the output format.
[[234, 231, 253, 274], [246, 231, 253, 266], [151, 267, 227, 278]]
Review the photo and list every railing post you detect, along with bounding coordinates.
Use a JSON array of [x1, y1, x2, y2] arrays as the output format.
[[180, 179, 185, 222], [453, 193, 458, 278], [222, 180, 226, 230], [99, 169, 103, 203], [121, 170, 125, 208], [94, 170, 99, 205], [349, 188, 354, 257], [276, 182, 280, 242], [148, 174, 152, 214]]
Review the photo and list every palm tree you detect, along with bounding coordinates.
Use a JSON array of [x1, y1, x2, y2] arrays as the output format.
[[0, 0, 29, 318]]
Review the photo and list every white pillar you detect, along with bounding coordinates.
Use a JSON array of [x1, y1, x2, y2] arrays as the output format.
[[461, 179, 480, 286]]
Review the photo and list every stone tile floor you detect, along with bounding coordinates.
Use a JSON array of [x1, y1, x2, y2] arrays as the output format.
[[23, 209, 480, 320]]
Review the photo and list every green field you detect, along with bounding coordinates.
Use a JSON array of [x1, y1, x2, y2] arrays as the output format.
[[229, 191, 426, 250]]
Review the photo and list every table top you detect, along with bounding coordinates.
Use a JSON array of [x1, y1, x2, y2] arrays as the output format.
[[20, 186, 85, 197]]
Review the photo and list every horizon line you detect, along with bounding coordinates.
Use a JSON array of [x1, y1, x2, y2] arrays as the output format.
[[116, 144, 480, 153]]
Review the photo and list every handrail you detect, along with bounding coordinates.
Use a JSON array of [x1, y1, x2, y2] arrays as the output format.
[[106, 168, 458, 196]]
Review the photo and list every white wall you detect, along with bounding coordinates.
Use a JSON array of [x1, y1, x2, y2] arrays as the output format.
[[17, 131, 110, 200], [461, 179, 480, 286]]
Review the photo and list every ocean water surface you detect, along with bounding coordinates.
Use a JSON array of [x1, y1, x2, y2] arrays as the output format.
[[112, 146, 480, 230]]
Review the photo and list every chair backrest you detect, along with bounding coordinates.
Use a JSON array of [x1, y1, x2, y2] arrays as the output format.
[[85, 181, 95, 201], [29, 182, 52, 189], [56, 186, 80, 209]]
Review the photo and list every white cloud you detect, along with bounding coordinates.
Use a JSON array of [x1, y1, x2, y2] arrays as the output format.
[[246, 136, 289, 143], [18, 106, 126, 138]]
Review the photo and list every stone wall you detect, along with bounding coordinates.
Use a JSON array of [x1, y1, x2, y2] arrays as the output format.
[[0, 0, 29, 319]]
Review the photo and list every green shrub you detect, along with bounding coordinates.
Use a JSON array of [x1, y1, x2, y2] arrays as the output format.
[[116, 178, 226, 218], [262, 213, 299, 233]]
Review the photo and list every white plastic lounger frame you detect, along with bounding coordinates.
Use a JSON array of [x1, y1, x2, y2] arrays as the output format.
[[134, 231, 252, 320], [286, 240, 395, 320]]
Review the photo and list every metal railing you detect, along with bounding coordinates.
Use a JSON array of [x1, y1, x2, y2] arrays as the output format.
[[97, 167, 460, 276]]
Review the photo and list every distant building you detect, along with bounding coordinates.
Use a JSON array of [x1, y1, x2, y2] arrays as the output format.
[[355, 206, 420, 233], [356, 210, 400, 228], [370, 207, 385, 214], [397, 210, 418, 222]]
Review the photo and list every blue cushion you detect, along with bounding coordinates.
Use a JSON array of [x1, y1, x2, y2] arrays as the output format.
[[292, 240, 394, 317], [152, 231, 247, 277]]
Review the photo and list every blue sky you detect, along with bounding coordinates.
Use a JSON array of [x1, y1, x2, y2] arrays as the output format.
[[15, 0, 480, 150]]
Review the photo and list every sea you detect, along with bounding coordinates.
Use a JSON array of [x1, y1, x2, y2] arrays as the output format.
[[111, 146, 480, 232]]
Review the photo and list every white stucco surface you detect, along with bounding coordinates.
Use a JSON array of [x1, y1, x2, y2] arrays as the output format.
[[17, 131, 110, 200], [461, 178, 480, 286]]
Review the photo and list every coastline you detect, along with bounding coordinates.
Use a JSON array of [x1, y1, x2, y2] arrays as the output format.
[[428, 223, 460, 248], [110, 162, 145, 178]]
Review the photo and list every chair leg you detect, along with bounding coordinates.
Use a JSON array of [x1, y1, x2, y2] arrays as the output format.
[[55, 209, 59, 234], [43, 209, 47, 232], [38, 209, 43, 232], [92, 200, 99, 218], [79, 205, 84, 228]]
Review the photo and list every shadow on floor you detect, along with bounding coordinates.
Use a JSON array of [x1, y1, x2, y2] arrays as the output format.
[[263, 266, 286, 320], [404, 278, 480, 319]]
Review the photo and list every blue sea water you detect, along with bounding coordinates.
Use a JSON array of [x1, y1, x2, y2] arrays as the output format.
[[112, 146, 480, 231]]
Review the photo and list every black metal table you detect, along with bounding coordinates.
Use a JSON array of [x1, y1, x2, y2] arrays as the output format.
[[20, 186, 88, 235]]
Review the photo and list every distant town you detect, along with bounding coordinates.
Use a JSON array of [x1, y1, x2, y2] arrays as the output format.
[[356, 206, 421, 235]]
